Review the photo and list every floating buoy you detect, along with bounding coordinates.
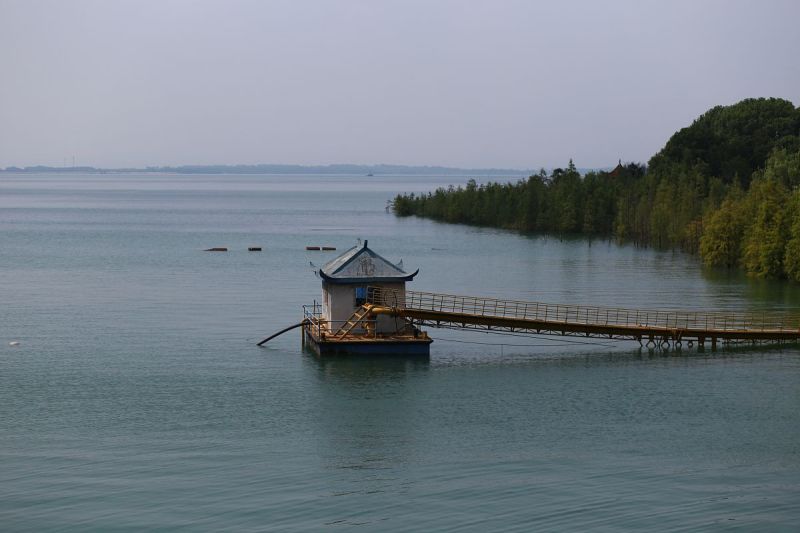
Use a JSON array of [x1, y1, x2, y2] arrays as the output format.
[[248, 247, 262, 252], [306, 246, 321, 251], [9, 341, 20, 346], [205, 247, 228, 252]]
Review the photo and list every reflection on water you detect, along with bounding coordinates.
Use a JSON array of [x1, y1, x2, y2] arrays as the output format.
[[310, 353, 431, 380], [701, 264, 800, 310], [304, 354, 432, 516]]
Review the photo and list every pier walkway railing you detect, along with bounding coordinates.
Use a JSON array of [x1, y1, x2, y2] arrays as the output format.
[[366, 287, 800, 347]]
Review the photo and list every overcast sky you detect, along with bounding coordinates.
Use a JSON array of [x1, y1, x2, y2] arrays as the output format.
[[0, 0, 798, 169]]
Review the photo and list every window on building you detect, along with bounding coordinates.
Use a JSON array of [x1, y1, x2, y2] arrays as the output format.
[[355, 286, 367, 306]]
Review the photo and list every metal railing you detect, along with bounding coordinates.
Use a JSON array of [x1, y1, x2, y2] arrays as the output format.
[[302, 302, 378, 338], [367, 287, 800, 333]]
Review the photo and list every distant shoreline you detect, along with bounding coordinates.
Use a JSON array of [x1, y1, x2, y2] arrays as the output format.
[[0, 163, 547, 176]]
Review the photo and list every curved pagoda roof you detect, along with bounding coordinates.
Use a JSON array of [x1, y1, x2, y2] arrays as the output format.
[[319, 240, 418, 284]]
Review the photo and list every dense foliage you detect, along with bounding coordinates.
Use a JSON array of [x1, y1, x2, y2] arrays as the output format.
[[393, 98, 800, 279]]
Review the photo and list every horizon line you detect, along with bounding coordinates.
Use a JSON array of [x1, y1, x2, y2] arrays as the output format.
[[0, 161, 622, 174]]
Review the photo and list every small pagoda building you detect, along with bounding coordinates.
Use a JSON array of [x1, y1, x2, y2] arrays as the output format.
[[303, 240, 431, 356], [319, 240, 417, 332]]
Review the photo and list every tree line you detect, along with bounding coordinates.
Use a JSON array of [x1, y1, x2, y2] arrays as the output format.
[[393, 98, 800, 279]]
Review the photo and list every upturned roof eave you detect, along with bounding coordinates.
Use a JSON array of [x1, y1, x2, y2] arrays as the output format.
[[319, 269, 419, 284]]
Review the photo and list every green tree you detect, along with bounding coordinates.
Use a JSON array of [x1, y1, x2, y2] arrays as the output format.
[[699, 189, 747, 268], [742, 177, 790, 277], [391, 99, 800, 279], [783, 191, 800, 281]]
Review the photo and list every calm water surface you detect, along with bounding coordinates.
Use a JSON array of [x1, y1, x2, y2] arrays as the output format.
[[1, 173, 799, 530]]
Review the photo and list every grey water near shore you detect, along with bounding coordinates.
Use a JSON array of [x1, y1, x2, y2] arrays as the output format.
[[1, 173, 799, 530]]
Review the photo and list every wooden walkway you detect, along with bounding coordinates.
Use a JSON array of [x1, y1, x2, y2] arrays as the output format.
[[366, 287, 800, 349]]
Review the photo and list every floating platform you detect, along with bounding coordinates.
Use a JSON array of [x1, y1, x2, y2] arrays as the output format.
[[303, 327, 432, 356], [301, 303, 432, 356]]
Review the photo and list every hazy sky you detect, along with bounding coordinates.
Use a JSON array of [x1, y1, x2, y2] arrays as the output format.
[[1, 0, 798, 169]]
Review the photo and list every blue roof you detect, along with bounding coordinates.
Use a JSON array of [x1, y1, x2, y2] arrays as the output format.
[[319, 241, 418, 284]]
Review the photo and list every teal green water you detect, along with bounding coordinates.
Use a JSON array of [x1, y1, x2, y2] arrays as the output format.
[[1, 174, 799, 530]]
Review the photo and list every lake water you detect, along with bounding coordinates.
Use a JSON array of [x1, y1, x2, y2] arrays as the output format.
[[1, 173, 799, 531]]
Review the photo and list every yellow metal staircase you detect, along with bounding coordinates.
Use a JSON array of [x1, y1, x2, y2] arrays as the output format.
[[335, 304, 374, 339]]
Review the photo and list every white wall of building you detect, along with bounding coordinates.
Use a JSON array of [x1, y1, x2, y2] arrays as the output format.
[[321, 281, 407, 334]]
